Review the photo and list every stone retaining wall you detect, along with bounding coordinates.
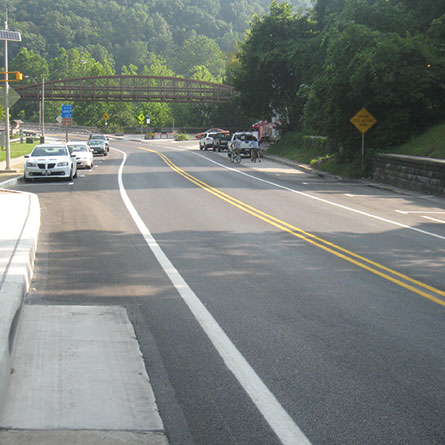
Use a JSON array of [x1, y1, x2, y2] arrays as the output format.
[[374, 154, 445, 195]]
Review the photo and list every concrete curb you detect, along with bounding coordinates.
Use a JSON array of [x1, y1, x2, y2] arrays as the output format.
[[0, 191, 40, 415], [0, 177, 20, 189]]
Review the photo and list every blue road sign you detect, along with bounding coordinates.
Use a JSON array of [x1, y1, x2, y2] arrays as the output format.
[[61, 105, 73, 118]]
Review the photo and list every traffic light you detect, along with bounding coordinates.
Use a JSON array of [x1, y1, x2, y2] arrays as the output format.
[[0, 71, 23, 82]]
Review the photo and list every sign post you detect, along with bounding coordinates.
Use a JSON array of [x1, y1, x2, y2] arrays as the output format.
[[350, 108, 377, 170], [62, 104, 73, 142], [103, 112, 109, 129], [138, 112, 145, 134]]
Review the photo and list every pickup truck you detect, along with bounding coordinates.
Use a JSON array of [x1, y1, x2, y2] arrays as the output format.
[[212, 132, 232, 152], [228, 132, 259, 156]]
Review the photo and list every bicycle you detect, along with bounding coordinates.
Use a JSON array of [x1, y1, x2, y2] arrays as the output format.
[[230, 150, 242, 164]]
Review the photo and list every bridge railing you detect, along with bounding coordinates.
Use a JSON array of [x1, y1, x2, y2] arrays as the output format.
[[15, 75, 235, 104]]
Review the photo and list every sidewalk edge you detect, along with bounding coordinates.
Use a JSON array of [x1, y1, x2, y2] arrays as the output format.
[[0, 192, 40, 415]]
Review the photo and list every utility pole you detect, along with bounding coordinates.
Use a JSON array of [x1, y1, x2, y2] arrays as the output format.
[[41, 75, 44, 141], [0, 9, 21, 170], [4, 14, 10, 169]]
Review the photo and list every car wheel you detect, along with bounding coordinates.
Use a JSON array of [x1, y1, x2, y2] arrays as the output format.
[[24, 175, 31, 183], [89, 161, 93, 169], [74, 168, 78, 178], [68, 169, 74, 181]]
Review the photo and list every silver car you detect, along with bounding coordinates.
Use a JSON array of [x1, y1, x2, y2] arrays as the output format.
[[88, 134, 109, 151], [24, 144, 78, 181], [67, 141, 94, 169]]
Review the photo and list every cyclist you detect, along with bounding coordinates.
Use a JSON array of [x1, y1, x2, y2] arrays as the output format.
[[231, 138, 242, 163], [250, 137, 261, 162]]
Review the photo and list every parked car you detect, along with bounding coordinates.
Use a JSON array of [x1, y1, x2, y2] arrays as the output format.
[[24, 143, 77, 181], [212, 132, 232, 152], [87, 139, 108, 156], [228, 132, 259, 156], [88, 134, 109, 151], [199, 132, 219, 150], [67, 141, 94, 169]]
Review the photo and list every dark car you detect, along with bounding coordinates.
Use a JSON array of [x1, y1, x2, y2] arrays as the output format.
[[88, 134, 109, 151], [212, 132, 232, 152], [87, 139, 108, 156]]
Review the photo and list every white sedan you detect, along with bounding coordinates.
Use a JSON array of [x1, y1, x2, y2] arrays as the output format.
[[67, 141, 94, 169], [24, 143, 78, 182]]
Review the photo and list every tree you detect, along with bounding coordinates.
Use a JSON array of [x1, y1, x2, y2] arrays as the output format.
[[174, 34, 225, 78], [9, 48, 49, 120], [303, 18, 445, 157], [138, 57, 175, 127], [230, 1, 317, 128]]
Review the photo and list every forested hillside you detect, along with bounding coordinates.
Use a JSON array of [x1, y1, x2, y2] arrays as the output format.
[[231, 0, 445, 169], [5, 0, 445, 163], [4, 0, 309, 129], [8, 0, 311, 72]]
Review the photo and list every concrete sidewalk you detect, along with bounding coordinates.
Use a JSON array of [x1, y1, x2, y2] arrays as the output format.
[[0, 188, 40, 412], [0, 152, 168, 444]]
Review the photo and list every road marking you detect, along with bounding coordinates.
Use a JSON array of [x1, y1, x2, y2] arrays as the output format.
[[423, 216, 445, 224], [346, 194, 412, 198], [114, 148, 311, 445], [189, 152, 445, 242], [139, 147, 445, 306], [396, 210, 445, 215]]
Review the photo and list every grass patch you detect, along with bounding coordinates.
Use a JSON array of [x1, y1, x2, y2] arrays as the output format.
[[0, 142, 36, 163], [268, 132, 329, 164], [385, 123, 445, 158], [268, 123, 445, 179]]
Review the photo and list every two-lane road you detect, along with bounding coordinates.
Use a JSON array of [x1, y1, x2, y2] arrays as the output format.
[[14, 136, 445, 444]]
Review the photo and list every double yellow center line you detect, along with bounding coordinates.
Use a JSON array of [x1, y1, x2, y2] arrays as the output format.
[[140, 147, 445, 307]]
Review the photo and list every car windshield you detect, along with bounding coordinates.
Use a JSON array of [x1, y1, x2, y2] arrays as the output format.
[[69, 145, 88, 152], [31, 146, 68, 156], [91, 135, 105, 139], [88, 140, 104, 145]]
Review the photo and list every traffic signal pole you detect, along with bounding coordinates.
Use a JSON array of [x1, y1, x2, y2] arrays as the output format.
[[4, 20, 11, 170]]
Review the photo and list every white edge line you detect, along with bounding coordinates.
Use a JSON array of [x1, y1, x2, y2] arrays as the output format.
[[186, 150, 445, 242], [114, 148, 311, 445], [422, 216, 445, 224]]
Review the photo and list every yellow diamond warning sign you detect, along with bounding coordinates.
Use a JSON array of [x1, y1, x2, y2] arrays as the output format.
[[137, 113, 145, 124], [350, 108, 377, 134]]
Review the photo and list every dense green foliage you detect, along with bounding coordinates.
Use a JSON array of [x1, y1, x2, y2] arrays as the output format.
[[7, 0, 310, 69], [231, 0, 445, 166], [4, 0, 445, 150], [4, 0, 309, 129]]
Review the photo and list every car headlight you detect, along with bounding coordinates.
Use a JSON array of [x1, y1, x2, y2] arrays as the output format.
[[26, 162, 36, 167], [57, 161, 68, 166]]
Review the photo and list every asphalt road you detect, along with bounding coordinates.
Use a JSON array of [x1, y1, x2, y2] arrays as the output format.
[[15, 136, 445, 444]]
